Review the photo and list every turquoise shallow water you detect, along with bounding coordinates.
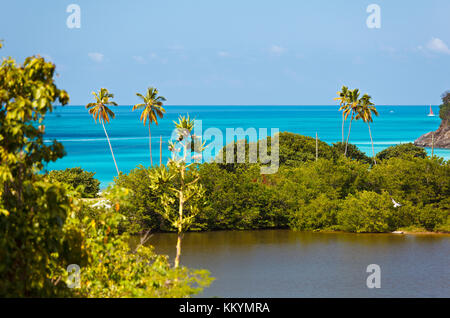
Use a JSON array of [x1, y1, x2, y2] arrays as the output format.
[[43, 105, 449, 188]]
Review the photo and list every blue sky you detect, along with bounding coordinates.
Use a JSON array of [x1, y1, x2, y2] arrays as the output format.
[[1, 0, 449, 105]]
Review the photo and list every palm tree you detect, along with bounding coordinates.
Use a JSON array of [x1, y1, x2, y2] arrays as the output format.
[[132, 87, 166, 166], [356, 94, 379, 164], [344, 89, 361, 156], [334, 86, 350, 142], [86, 88, 119, 175]]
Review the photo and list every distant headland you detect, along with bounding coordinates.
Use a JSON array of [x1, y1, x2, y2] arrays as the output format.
[[415, 91, 450, 149]]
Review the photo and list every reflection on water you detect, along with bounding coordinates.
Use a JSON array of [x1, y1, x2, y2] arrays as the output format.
[[133, 230, 450, 297]]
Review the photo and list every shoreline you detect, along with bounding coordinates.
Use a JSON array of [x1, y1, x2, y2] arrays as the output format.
[[129, 227, 450, 237]]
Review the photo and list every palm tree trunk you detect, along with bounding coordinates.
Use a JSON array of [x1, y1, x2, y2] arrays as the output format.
[[368, 122, 376, 165], [148, 124, 153, 166], [344, 114, 353, 156], [342, 115, 345, 143], [102, 120, 119, 175]]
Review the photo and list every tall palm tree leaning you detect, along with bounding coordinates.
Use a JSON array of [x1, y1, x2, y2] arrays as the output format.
[[334, 86, 350, 142], [356, 94, 379, 165], [86, 88, 119, 175], [132, 87, 166, 166], [343, 88, 361, 156]]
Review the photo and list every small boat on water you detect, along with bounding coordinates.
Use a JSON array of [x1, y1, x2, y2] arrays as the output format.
[[427, 105, 436, 117]]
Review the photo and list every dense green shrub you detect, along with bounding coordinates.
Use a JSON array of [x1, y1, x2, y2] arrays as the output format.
[[411, 204, 449, 231], [198, 163, 290, 230], [269, 132, 335, 166], [113, 133, 449, 234], [216, 132, 335, 172], [331, 142, 372, 163], [47, 167, 100, 198], [68, 202, 212, 297], [337, 191, 397, 233], [439, 91, 450, 121], [289, 194, 340, 231], [278, 158, 370, 201], [369, 157, 450, 205], [113, 165, 168, 234], [376, 143, 427, 161]]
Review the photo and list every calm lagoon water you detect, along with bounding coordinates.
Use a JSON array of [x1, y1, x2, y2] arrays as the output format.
[[142, 229, 450, 298], [43, 105, 450, 187]]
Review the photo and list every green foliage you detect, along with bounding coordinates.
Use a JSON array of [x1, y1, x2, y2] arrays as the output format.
[[114, 132, 448, 235], [133, 87, 166, 126], [149, 114, 206, 234], [369, 157, 449, 205], [289, 194, 340, 231], [150, 163, 205, 233], [439, 91, 450, 121], [270, 132, 335, 166], [113, 165, 165, 233], [337, 191, 397, 233], [150, 115, 208, 267], [0, 53, 212, 297], [217, 132, 335, 172], [47, 167, 100, 198], [68, 204, 212, 297], [332, 142, 371, 163], [376, 143, 427, 161], [199, 163, 289, 230], [0, 54, 72, 296]]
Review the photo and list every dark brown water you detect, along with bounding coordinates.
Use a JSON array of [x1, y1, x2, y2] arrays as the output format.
[[140, 229, 450, 297]]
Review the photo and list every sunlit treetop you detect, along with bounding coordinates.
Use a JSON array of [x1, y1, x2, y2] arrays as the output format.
[[0, 47, 69, 205]]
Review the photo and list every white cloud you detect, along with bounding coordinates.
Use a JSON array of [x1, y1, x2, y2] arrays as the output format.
[[425, 37, 450, 55], [218, 51, 230, 58], [132, 55, 147, 64], [269, 45, 286, 56], [88, 52, 104, 62]]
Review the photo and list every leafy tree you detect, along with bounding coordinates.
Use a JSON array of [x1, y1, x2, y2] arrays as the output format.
[[0, 53, 76, 296], [289, 193, 340, 231], [270, 132, 335, 166], [113, 165, 167, 233], [439, 90, 450, 122], [68, 203, 212, 297], [0, 50, 212, 297], [47, 167, 100, 198], [376, 143, 427, 161], [149, 115, 206, 268], [337, 191, 396, 233], [86, 88, 119, 175], [369, 156, 449, 206], [132, 87, 166, 166], [331, 142, 371, 163], [199, 163, 290, 230], [218, 132, 335, 172]]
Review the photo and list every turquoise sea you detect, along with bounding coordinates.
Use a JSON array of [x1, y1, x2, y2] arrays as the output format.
[[43, 105, 449, 188]]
